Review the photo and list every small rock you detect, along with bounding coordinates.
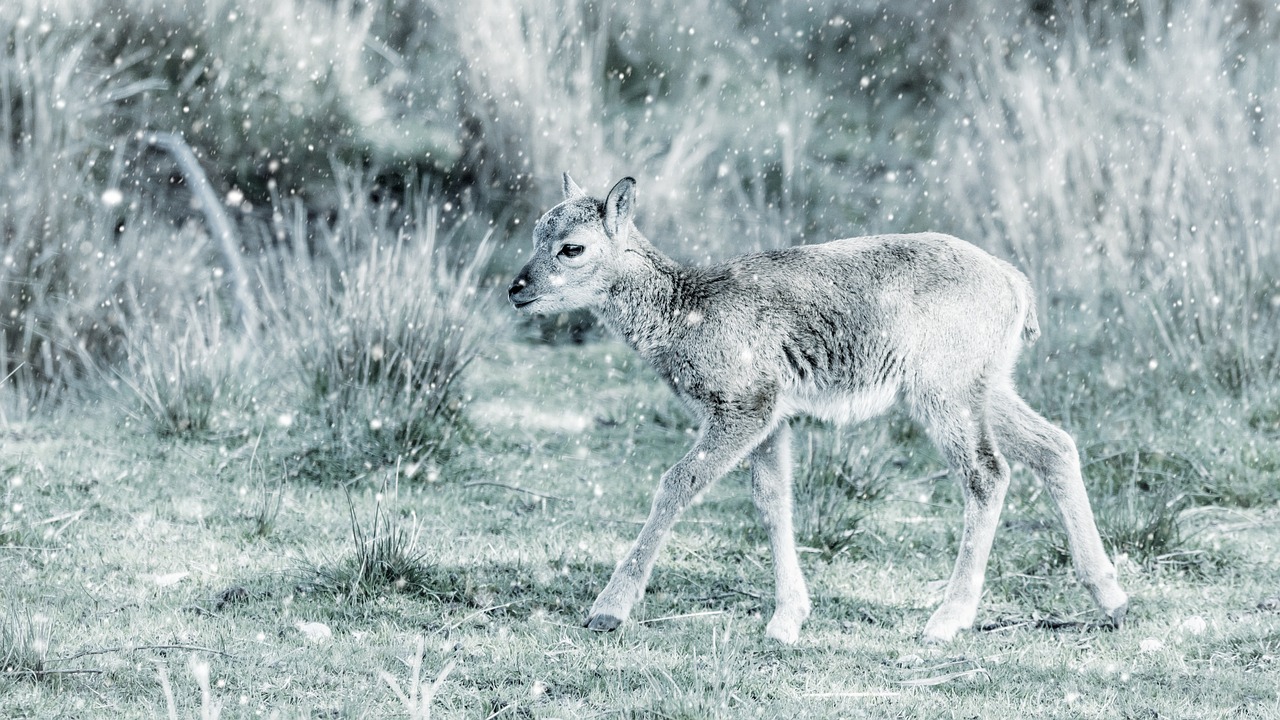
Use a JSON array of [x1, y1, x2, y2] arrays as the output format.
[[1180, 615, 1207, 635], [153, 571, 189, 587], [296, 621, 333, 643], [895, 653, 924, 668]]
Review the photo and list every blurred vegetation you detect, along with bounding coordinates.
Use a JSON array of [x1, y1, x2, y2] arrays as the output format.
[[0, 0, 1277, 496]]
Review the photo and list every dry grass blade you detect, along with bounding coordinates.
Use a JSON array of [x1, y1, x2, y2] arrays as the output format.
[[637, 610, 725, 625], [156, 662, 178, 720], [805, 691, 901, 698], [896, 667, 990, 687]]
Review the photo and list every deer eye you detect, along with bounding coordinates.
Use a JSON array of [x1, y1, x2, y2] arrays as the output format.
[[559, 244, 585, 259]]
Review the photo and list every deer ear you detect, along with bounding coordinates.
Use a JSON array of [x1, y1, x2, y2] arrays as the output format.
[[562, 172, 585, 200], [603, 177, 636, 239]]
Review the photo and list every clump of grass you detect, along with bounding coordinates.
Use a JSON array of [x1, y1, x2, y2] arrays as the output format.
[[245, 434, 285, 538], [267, 176, 496, 477], [0, 13, 177, 395], [0, 604, 51, 682], [1088, 452, 1197, 567], [114, 302, 245, 439], [637, 619, 747, 718], [791, 424, 892, 560], [307, 473, 441, 601]]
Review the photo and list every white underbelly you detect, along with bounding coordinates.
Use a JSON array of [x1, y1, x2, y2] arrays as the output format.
[[777, 382, 899, 425]]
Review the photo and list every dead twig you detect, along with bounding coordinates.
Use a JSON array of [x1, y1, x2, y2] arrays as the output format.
[[896, 666, 989, 687], [463, 481, 571, 503], [56, 643, 236, 663], [440, 601, 522, 635], [0, 667, 104, 677]]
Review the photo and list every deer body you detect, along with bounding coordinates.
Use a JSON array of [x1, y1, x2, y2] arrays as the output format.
[[509, 175, 1128, 644]]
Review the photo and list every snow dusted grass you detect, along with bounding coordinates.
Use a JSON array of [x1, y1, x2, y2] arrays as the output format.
[[1, 0, 1277, 715], [2, 338, 1278, 718], [262, 183, 498, 480], [932, 0, 1280, 398]]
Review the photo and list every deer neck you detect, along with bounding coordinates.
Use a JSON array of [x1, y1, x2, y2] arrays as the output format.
[[596, 232, 689, 359]]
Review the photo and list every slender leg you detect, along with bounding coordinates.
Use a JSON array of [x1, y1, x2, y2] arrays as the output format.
[[749, 422, 811, 644], [585, 414, 775, 631], [918, 393, 1012, 643], [990, 385, 1129, 626]]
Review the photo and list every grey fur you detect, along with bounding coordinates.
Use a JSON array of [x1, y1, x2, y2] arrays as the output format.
[[508, 175, 1128, 644]]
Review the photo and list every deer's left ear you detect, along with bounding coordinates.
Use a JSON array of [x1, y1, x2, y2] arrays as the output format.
[[562, 172, 585, 200], [603, 177, 636, 240]]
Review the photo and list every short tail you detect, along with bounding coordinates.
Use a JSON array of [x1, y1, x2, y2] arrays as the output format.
[[1021, 300, 1041, 344], [1008, 268, 1040, 345]]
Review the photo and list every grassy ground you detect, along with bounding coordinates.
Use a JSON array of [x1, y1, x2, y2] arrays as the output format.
[[4, 2, 1279, 716], [3, 337, 1278, 719]]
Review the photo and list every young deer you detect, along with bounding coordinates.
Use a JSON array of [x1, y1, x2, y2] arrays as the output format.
[[508, 174, 1128, 644]]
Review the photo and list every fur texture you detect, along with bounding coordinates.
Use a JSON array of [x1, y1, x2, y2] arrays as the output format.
[[509, 174, 1127, 644]]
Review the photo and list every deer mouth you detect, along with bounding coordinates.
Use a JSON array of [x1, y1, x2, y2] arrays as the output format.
[[512, 298, 539, 310]]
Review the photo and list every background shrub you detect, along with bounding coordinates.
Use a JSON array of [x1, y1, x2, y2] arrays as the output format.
[[1, 0, 1275, 511], [264, 173, 497, 476]]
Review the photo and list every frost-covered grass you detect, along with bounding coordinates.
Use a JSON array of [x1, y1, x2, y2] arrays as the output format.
[[930, 0, 1280, 399], [2, 338, 1278, 718], [113, 301, 244, 439], [5, 0, 1277, 404], [261, 176, 498, 479]]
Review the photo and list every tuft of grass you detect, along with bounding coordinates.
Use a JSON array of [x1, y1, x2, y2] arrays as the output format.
[[791, 423, 892, 561], [0, 11, 199, 395], [266, 175, 497, 478], [1077, 449, 1223, 574], [637, 619, 747, 719], [379, 636, 455, 720], [114, 303, 244, 439], [307, 473, 441, 601], [245, 434, 285, 538], [0, 603, 51, 682]]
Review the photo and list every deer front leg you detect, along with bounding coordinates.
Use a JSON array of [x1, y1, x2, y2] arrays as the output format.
[[586, 415, 773, 632]]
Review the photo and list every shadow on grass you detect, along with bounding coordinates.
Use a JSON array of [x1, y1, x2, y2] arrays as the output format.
[[200, 556, 921, 638]]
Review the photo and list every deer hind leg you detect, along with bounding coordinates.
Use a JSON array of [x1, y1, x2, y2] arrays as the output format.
[[749, 422, 811, 644], [990, 384, 1129, 627], [916, 388, 1012, 644], [585, 414, 774, 632]]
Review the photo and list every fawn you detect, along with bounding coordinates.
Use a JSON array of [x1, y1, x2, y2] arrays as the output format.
[[508, 174, 1127, 644]]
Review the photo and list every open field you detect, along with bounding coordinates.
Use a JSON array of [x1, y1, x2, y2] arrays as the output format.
[[4, 0, 1280, 717], [3, 339, 1279, 718]]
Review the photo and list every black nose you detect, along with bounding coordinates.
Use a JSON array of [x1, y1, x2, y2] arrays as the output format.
[[507, 277, 527, 299]]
